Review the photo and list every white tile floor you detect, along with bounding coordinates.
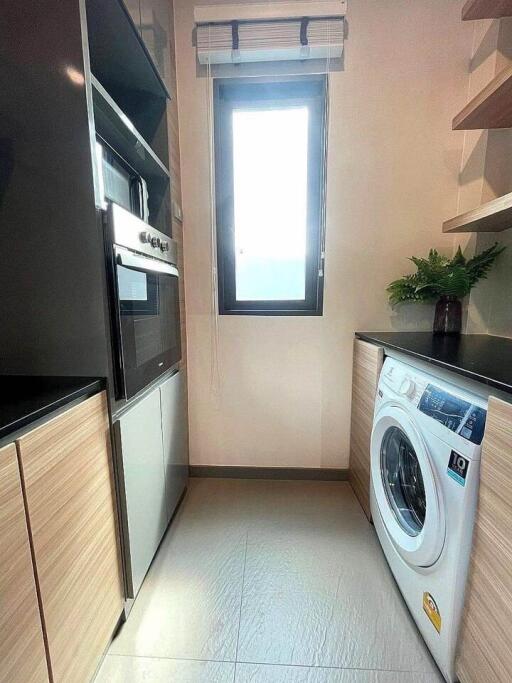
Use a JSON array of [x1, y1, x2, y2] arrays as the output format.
[[97, 479, 443, 682]]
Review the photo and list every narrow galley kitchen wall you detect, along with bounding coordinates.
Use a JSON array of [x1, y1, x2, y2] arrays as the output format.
[[174, 0, 474, 472]]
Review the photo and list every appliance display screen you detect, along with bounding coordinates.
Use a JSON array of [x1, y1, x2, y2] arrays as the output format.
[[418, 384, 486, 444]]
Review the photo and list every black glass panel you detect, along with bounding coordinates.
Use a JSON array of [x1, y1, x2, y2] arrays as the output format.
[[418, 384, 470, 433], [418, 384, 487, 444], [459, 406, 486, 445], [116, 264, 180, 399], [381, 426, 426, 537]]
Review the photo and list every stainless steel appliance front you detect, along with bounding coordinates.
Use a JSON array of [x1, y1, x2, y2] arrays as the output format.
[[106, 202, 181, 400]]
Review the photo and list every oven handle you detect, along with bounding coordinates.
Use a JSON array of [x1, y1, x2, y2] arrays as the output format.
[[115, 246, 179, 278]]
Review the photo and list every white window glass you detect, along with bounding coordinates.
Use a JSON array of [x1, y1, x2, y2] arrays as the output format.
[[232, 107, 309, 301]]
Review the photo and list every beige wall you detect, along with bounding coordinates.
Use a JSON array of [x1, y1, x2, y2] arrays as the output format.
[[174, 0, 474, 468]]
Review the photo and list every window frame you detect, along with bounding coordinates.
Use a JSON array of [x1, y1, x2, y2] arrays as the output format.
[[214, 76, 326, 316]]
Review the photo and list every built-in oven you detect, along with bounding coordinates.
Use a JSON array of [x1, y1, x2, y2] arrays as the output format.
[[106, 202, 181, 400]]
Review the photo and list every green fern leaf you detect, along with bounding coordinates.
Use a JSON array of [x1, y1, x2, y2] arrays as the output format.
[[387, 243, 505, 306]]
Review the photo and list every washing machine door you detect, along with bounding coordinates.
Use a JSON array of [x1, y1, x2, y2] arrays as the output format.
[[371, 404, 445, 567]]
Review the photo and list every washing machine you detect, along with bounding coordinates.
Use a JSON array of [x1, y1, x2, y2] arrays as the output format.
[[370, 356, 488, 683]]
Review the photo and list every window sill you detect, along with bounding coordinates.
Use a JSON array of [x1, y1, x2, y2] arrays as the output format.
[[219, 308, 323, 316]]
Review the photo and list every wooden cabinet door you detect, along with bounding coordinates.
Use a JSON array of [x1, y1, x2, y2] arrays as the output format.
[[348, 339, 384, 520], [17, 392, 124, 683], [0, 443, 49, 683], [456, 396, 512, 682]]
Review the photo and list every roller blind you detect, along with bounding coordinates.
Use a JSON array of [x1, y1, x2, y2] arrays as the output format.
[[195, 4, 345, 65]]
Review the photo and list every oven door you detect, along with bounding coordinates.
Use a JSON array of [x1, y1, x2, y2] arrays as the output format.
[[113, 245, 181, 400]]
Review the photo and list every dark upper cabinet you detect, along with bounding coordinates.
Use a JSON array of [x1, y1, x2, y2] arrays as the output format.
[[86, 0, 172, 233], [125, 0, 142, 29], [140, 0, 172, 93], [98, 0, 172, 97]]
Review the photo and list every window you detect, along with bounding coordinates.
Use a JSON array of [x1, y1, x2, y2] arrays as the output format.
[[214, 77, 327, 315]]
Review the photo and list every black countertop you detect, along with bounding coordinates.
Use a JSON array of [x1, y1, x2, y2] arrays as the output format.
[[356, 332, 512, 395], [0, 376, 105, 442]]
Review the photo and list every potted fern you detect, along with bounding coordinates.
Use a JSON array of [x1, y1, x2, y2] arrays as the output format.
[[387, 243, 505, 334]]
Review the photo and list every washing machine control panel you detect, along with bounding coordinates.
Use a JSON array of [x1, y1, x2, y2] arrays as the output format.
[[418, 384, 487, 444]]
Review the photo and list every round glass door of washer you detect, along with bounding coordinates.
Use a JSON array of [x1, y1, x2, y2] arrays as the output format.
[[370, 405, 445, 568], [381, 426, 426, 537]]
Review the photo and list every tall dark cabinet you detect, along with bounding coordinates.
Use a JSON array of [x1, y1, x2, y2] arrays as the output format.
[[0, 1, 110, 377], [0, 0, 172, 381], [128, 0, 172, 93]]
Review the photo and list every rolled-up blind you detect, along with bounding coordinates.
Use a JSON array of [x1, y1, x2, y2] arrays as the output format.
[[196, 7, 345, 65]]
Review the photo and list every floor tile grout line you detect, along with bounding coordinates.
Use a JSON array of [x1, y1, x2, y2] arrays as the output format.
[[234, 661, 439, 676], [106, 651, 437, 676], [233, 530, 249, 675], [107, 652, 236, 664]]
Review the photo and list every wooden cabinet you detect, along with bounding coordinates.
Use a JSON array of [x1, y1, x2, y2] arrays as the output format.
[[348, 339, 384, 520], [456, 396, 512, 683], [462, 0, 512, 20], [0, 443, 49, 683], [17, 392, 124, 683]]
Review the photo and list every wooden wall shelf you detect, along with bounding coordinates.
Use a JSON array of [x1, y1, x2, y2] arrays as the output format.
[[453, 63, 512, 129], [443, 192, 512, 233], [462, 0, 512, 20]]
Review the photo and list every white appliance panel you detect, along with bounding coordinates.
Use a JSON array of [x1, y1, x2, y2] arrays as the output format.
[[117, 388, 167, 597], [160, 370, 188, 523]]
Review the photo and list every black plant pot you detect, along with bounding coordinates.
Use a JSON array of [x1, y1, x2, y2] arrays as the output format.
[[433, 295, 462, 335]]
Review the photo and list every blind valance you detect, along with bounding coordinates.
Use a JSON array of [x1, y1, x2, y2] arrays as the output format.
[[195, 2, 346, 65]]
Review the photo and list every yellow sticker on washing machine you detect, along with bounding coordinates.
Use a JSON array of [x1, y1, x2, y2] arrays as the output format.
[[423, 592, 442, 633]]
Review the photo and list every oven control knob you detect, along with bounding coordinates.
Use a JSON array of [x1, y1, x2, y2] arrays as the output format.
[[160, 241, 169, 252], [151, 236, 161, 248], [140, 231, 151, 244], [399, 378, 416, 398]]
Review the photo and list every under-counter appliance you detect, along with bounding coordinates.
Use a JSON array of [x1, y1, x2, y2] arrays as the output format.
[[370, 357, 488, 682], [114, 369, 188, 598], [96, 140, 149, 222], [105, 202, 181, 400]]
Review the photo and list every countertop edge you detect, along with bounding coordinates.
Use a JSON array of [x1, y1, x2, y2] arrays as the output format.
[[0, 378, 105, 443], [355, 332, 512, 395]]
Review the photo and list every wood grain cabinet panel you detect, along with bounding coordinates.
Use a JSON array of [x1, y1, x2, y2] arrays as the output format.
[[348, 339, 384, 520], [462, 0, 512, 20], [0, 443, 49, 683], [17, 392, 124, 683], [456, 397, 512, 682]]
